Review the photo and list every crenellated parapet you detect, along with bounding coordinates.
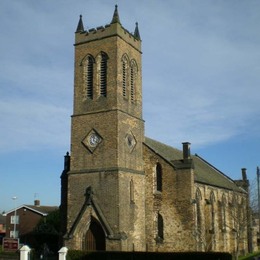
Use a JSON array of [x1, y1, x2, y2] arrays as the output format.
[[75, 5, 141, 52]]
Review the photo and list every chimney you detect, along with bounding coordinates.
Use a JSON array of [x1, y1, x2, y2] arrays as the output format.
[[64, 151, 70, 172], [241, 168, 247, 181], [182, 142, 191, 162], [34, 200, 40, 206]]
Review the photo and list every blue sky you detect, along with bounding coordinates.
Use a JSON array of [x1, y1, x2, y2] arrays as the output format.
[[1, 0, 260, 212]]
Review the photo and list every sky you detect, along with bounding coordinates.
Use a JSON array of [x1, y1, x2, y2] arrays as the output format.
[[1, 0, 260, 212]]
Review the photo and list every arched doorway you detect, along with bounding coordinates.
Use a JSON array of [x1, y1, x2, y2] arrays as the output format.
[[83, 219, 105, 251]]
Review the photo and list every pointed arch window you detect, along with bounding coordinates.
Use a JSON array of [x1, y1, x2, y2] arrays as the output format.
[[240, 198, 245, 222], [157, 213, 164, 240], [130, 179, 134, 203], [195, 188, 203, 251], [230, 195, 238, 230], [238, 198, 246, 235], [97, 52, 108, 97], [221, 194, 227, 231], [195, 189, 202, 233], [210, 192, 215, 233], [83, 55, 94, 99], [156, 163, 162, 192], [121, 54, 129, 97], [130, 60, 137, 102]]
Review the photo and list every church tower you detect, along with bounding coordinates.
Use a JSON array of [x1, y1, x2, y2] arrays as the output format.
[[61, 6, 146, 251]]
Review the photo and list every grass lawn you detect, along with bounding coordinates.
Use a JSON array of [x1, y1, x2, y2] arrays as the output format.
[[239, 251, 260, 260]]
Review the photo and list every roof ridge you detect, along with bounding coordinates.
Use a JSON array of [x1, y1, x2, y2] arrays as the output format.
[[26, 204, 58, 207]]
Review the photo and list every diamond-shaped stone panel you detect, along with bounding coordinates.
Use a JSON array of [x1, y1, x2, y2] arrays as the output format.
[[82, 129, 102, 153], [125, 132, 136, 152]]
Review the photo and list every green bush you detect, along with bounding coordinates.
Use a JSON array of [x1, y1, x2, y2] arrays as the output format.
[[67, 250, 90, 260]]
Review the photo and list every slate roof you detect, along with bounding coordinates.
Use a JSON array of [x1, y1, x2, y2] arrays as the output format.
[[144, 137, 245, 193]]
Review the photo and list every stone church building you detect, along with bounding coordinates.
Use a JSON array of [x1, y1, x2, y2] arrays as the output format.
[[60, 6, 253, 255]]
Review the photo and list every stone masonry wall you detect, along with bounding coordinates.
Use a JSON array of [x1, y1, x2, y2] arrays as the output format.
[[65, 18, 145, 251], [194, 183, 248, 254], [143, 145, 196, 252]]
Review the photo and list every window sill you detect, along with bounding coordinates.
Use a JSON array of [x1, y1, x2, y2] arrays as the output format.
[[155, 236, 164, 244], [153, 191, 162, 200]]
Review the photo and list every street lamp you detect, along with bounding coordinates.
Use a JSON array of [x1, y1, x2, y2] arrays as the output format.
[[12, 196, 17, 238]]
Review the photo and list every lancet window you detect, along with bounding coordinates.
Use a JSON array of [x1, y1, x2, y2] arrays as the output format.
[[230, 195, 238, 229], [195, 188, 203, 251], [121, 54, 129, 97], [130, 60, 137, 102], [97, 52, 108, 97], [130, 179, 134, 203], [221, 194, 227, 231], [156, 163, 162, 192], [157, 213, 164, 240], [210, 192, 215, 232], [195, 189, 202, 233], [83, 55, 94, 99]]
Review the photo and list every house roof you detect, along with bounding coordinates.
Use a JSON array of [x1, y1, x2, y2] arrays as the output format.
[[4, 205, 58, 216], [144, 137, 245, 193], [25, 205, 59, 215]]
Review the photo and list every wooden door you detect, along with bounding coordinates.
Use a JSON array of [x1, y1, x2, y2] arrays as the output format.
[[83, 220, 105, 251]]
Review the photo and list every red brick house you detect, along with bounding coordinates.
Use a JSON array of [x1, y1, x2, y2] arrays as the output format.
[[0, 214, 6, 243], [4, 200, 58, 242]]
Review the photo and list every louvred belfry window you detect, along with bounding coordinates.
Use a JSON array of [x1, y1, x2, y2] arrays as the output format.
[[86, 56, 94, 99], [122, 54, 129, 97], [82, 55, 94, 100], [130, 60, 137, 102], [100, 53, 108, 97], [122, 61, 126, 97]]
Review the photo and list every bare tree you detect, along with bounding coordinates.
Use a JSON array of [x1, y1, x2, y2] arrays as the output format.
[[228, 198, 248, 260], [193, 190, 251, 260]]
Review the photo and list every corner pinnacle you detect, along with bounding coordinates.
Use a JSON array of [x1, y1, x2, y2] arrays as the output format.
[[111, 5, 121, 24], [76, 15, 84, 33], [134, 22, 141, 40]]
